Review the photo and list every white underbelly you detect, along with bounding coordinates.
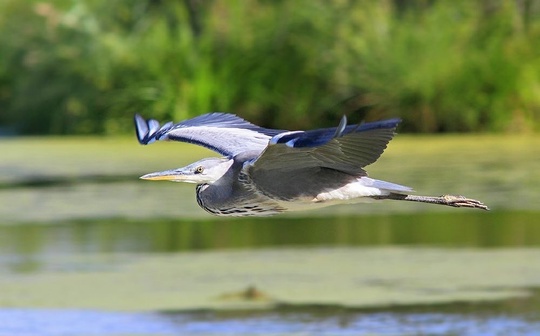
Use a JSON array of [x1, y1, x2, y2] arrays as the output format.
[[276, 179, 391, 211]]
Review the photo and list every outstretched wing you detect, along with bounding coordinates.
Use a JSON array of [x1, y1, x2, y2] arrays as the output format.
[[134, 113, 284, 157], [245, 117, 401, 199]]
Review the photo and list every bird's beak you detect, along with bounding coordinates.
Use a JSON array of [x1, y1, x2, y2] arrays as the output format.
[[139, 169, 184, 181]]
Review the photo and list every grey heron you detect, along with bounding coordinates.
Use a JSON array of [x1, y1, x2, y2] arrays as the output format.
[[135, 113, 488, 216]]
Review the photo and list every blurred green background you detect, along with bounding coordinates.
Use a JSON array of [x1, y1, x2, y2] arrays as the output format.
[[1, 0, 539, 134]]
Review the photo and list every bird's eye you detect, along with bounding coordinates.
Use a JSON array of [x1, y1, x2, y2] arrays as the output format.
[[195, 166, 204, 174]]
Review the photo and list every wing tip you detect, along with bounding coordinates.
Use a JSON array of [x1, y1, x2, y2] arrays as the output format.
[[134, 114, 149, 144], [358, 118, 401, 131], [333, 115, 348, 138], [134, 114, 170, 145]]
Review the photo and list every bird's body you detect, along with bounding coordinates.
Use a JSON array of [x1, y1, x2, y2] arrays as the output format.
[[135, 113, 488, 216], [193, 154, 287, 216]]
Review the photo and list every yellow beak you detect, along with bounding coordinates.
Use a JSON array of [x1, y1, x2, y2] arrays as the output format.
[[139, 170, 183, 181]]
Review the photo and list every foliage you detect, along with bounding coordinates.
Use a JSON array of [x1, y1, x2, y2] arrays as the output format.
[[0, 0, 539, 134]]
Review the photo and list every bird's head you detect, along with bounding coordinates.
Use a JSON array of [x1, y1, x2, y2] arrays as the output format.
[[140, 157, 233, 184]]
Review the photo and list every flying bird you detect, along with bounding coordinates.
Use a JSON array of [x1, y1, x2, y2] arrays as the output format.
[[134, 113, 488, 216]]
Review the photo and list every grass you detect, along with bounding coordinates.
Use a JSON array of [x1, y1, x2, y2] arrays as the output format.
[[1, 1, 539, 134]]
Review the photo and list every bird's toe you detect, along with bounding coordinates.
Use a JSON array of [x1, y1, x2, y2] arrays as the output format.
[[443, 195, 489, 210]]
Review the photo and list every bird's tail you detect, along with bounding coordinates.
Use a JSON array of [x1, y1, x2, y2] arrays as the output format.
[[359, 177, 413, 195]]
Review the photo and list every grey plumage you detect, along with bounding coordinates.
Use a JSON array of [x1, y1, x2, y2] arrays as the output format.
[[135, 113, 488, 216]]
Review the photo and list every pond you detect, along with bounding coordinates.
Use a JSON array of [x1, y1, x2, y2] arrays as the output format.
[[0, 212, 540, 335], [0, 135, 539, 335]]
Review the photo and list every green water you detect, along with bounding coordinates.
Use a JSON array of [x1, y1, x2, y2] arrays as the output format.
[[1, 212, 539, 258], [1, 135, 539, 335], [0, 212, 539, 335]]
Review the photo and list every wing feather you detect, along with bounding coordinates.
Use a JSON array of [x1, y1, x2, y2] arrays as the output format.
[[245, 118, 401, 200], [134, 113, 283, 156], [248, 118, 401, 176]]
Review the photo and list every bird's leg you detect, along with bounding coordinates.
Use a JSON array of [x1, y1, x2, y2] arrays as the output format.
[[375, 193, 489, 210]]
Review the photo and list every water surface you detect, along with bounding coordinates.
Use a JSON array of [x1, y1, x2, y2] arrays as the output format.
[[1, 136, 539, 335]]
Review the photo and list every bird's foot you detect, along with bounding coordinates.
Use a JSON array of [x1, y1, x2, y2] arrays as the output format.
[[441, 195, 490, 210]]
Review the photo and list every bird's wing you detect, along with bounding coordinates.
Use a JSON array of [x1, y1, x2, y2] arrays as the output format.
[[244, 118, 400, 200], [134, 113, 284, 157], [245, 117, 401, 199]]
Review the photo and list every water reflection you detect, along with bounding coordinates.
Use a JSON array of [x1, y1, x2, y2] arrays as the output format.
[[0, 212, 538, 262]]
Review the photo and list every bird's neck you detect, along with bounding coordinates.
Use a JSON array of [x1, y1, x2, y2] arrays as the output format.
[[196, 183, 210, 192]]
